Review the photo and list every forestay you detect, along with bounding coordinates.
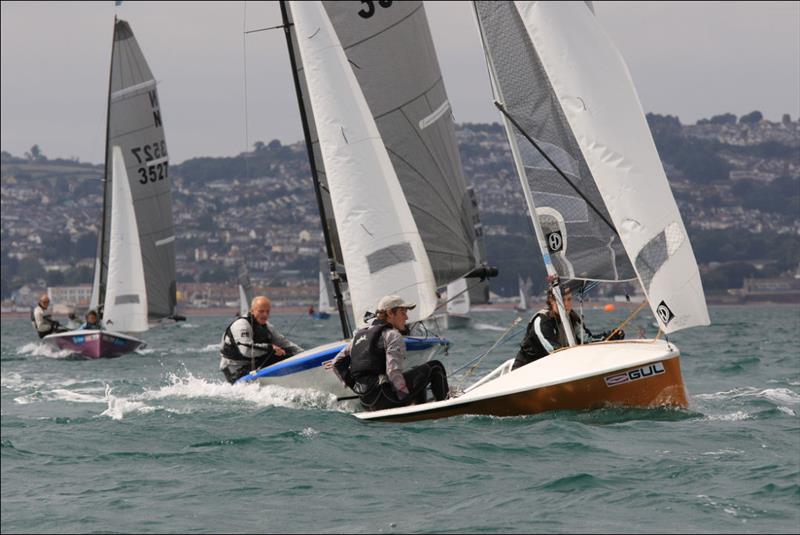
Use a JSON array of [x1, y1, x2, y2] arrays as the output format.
[[479, 1, 709, 333], [286, 1, 479, 288], [290, 0, 438, 325], [102, 146, 149, 333], [99, 19, 177, 320]]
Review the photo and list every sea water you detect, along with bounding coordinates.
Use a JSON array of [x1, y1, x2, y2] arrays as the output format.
[[2, 305, 798, 533]]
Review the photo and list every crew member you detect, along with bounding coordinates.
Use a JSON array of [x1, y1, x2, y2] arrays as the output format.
[[31, 294, 67, 339], [512, 286, 623, 370], [329, 294, 450, 411], [219, 296, 304, 384]]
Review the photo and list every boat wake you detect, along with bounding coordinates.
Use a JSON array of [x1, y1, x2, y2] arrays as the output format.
[[98, 373, 348, 420], [16, 342, 75, 359]]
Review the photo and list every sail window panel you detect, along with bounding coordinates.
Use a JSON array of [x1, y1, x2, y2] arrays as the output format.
[[475, 0, 634, 282], [366, 242, 417, 275], [115, 294, 141, 305], [635, 231, 670, 294]]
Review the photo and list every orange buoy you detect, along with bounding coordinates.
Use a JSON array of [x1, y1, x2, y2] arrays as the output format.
[[603, 303, 616, 312]]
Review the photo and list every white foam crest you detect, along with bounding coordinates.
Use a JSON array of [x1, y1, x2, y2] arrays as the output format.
[[701, 448, 744, 456], [168, 344, 219, 355], [777, 406, 796, 416], [1, 372, 25, 388], [472, 323, 506, 332], [50, 388, 107, 403], [695, 387, 800, 405], [99, 385, 156, 420], [15, 342, 73, 359], [704, 411, 752, 422], [179, 323, 199, 329], [139, 372, 346, 412], [300, 427, 319, 439]]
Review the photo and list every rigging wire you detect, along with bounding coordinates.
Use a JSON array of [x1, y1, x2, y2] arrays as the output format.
[[448, 316, 524, 380]]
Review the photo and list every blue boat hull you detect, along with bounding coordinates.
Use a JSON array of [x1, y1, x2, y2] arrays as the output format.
[[235, 336, 450, 396]]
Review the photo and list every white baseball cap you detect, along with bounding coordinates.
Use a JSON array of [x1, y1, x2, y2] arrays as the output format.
[[376, 294, 416, 312]]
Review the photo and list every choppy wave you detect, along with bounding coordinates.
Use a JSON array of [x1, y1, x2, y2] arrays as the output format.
[[695, 386, 800, 405]]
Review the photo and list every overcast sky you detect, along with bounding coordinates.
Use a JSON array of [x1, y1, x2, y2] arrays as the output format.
[[2, 1, 798, 164]]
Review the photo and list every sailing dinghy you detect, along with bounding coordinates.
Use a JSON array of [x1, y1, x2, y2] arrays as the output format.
[[44, 17, 176, 358], [44, 147, 147, 358], [236, 1, 454, 392], [355, 1, 709, 422]]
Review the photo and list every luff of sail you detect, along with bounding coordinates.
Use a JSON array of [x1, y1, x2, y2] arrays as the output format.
[[99, 19, 176, 321], [289, 0, 438, 325], [103, 146, 149, 333], [285, 1, 480, 289]]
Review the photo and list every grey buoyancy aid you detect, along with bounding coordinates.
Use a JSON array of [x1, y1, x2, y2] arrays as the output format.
[[220, 314, 274, 362], [349, 320, 393, 378]]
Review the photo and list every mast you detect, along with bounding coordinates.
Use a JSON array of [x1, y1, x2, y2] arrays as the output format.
[[95, 15, 118, 319], [279, 1, 350, 338], [472, 3, 576, 346]]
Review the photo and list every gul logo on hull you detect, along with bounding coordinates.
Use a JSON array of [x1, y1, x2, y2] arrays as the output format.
[[604, 362, 666, 387]]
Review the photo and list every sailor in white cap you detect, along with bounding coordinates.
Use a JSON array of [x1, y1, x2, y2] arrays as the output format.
[[328, 294, 450, 410]]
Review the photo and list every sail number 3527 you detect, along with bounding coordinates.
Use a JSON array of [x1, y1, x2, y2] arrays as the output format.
[[130, 141, 169, 185]]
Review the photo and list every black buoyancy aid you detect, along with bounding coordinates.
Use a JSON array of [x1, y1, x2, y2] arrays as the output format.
[[349, 320, 393, 378], [221, 314, 274, 361]]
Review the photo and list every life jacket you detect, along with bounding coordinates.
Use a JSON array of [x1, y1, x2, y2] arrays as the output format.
[[220, 314, 274, 362], [349, 320, 393, 378]]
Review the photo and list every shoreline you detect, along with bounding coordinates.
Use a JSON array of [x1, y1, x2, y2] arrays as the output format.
[[2, 299, 797, 319]]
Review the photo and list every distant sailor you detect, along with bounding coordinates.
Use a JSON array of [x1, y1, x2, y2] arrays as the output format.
[[219, 295, 304, 384], [31, 294, 68, 339], [329, 294, 450, 411], [512, 286, 623, 370]]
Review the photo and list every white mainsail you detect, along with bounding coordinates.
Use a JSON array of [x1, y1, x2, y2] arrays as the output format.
[[102, 146, 149, 333], [512, 2, 708, 333], [290, 0, 438, 326]]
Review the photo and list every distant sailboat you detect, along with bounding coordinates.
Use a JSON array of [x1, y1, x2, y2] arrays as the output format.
[[44, 147, 147, 358], [91, 17, 180, 325], [309, 270, 335, 320], [45, 17, 175, 358], [514, 276, 529, 313], [237, 265, 253, 317]]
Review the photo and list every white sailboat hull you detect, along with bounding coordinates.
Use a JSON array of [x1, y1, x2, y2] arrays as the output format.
[[239, 338, 450, 398], [356, 339, 688, 422]]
